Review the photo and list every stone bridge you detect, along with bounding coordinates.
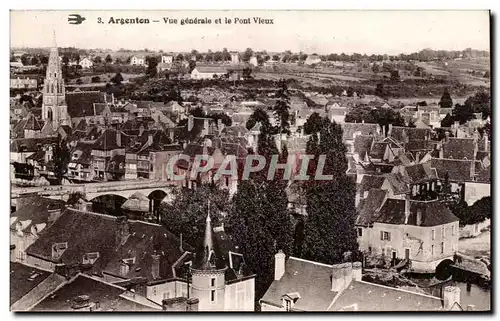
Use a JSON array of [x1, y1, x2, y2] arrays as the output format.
[[11, 179, 180, 204]]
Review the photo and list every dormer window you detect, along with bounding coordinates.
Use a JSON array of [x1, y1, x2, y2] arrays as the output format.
[[281, 292, 301, 311], [83, 252, 100, 265], [52, 242, 68, 260], [120, 257, 135, 276]]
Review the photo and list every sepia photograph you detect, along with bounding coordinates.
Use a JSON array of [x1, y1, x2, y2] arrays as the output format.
[[9, 9, 491, 312]]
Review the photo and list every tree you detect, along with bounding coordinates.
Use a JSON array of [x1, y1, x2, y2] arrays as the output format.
[[53, 135, 70, 185], [210, 113, 232, 126], [159, 184, 231, 247], [246, 107, 271, 131], [105, 54, 113, 64], [115, 57, 122, 64], [176, 53, 184, 62], [347, 87, 354, 97], [375, 83, 386, 98], [146, 56, 158, 77], [390, 69, 400, 82], [91, 76, 101, 83], [75, 78, 83, 85], [452, 103, 474, 125], [242, 48, 253, 62], [110, 72, 124, 85], [301, 116, 358, 264], [93, 56, 102, 64], [440, 113, 454, 127], [439, 88, 453, 108], [483, 70, 490, 78], [464, 90, 491, 119], [228, 113, 293, 298], [273, 79, 291, 135]]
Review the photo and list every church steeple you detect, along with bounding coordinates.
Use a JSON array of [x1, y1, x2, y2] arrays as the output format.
[[42, 31, 69, 129]]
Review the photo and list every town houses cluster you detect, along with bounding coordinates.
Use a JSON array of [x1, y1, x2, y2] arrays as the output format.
[[10, 33, 490, 312]]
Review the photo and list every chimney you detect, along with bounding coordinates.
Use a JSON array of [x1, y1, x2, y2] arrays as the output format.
[[416, 210, 422, 226], [186, 298, 199, 311], [470, 161, 476, 181], [151, 253, 160, 279], [331, 264, 343, 292], [148, 134, 153, 146], [188, 115, 194, 132], [445, 131, 450, 142], [169, 129, 174, 142], [415, 152, 420, 163], [116, 216, 130, 246], [352, 262, 362, 281], [404, 195, 411, 224], [111, 93, 115, 105], [274, 250, 286, 281], [453, 121, 459, 129], [388, 124, 393, 137], [341, 262, 353, 289], [381, 125, 386, 137], [443, 286, 461, 310], [116, 130, 122, 147]]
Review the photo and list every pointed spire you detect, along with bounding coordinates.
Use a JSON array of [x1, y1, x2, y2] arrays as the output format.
[[203, 200, 213, 251]]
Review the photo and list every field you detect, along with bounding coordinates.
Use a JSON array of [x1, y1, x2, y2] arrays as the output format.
[[459, 230, 491, 258]]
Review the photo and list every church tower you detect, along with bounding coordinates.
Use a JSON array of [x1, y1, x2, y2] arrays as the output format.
[[42, 31, 70, 129], [190, 201, 227, 311]]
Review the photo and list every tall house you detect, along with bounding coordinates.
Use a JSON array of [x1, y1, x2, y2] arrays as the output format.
[[42, 32, 70, 129]]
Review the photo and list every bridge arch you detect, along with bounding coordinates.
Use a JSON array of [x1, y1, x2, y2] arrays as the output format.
[[435, 258, 455, 280], [88, 194, 128, 216]]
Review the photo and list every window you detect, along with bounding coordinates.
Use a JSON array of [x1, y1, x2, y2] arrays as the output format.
[[380, 231, 391, 241], [357, 228, 363, 237], [153, 286, 157, 296], [452, 225, 456, 236], [431, 245, 435, 256], [442, 227, 445, 238], [441, 242, 444, 254], [431, 229, 435, 240], [284, 299, 291, 311], [211, 278, 215, 287], [211, 290, 215, 302]]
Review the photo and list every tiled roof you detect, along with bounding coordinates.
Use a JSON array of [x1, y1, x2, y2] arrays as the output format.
[[353, 135, 374, 160], [103, 220, 192, 282], [31, 274, 162, 311], [92, 129, 131, 150], [10, 262, 51, 306], [342, 123, 379, 141], [430, 158, 475, 182], [70, 142, 93, 165], [260, 257, 338, 311], [26, 209, 191, 282], [359, 175, 386, 193], [10, 137, 58, 153], [10, 196, 66, 232], [391, 126, 431, 142], [375, 199, 458, 227], [406, 139, 432, 151], [384, 172, 410, 195], [356, 189, 388, 227], [442, 138, 476, 160], [65, 91, 106, 118], [369, 142, 388, 160], [404, 162, 437, 184], [328, 280, 443, 311]]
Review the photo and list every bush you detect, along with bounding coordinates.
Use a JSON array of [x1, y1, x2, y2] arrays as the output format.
[[91, 76, 101, 83]]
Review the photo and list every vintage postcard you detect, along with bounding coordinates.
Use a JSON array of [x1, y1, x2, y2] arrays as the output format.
[[9, 10, 491, 312]]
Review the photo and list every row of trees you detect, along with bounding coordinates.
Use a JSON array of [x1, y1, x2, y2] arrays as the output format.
[[440, 90, 491, 127]]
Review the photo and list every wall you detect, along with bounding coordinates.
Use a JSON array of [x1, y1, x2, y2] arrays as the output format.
[[260, 302, 284, 312], [224, 278, 255, 311], [26, 254, 56, 271], [365, 221, 459, 271], [464, 182, 490, 206], [191, 270, 226, 311], [146, 281, 189, 305]]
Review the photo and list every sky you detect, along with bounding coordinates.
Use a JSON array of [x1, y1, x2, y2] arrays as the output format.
[[10, 10, 490, 55]]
